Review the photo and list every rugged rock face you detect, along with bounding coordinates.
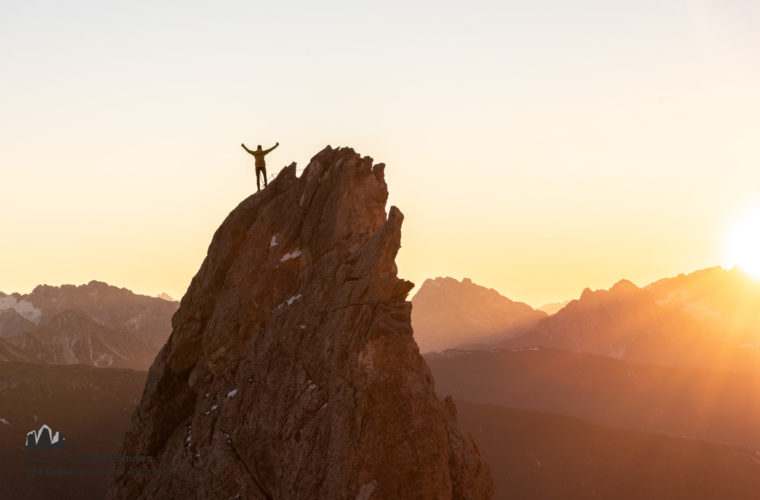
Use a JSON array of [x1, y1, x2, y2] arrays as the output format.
[[0, 339, 29, 362], [6, 309, 158, 369], [108, 146, 493, 499], [12, 281, 179, 348]]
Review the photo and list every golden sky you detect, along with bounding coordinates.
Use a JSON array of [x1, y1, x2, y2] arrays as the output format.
[[2, 1, 760, 306]]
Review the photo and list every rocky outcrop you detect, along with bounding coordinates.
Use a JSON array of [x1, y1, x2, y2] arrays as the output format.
[[108, 146, 493, 499]]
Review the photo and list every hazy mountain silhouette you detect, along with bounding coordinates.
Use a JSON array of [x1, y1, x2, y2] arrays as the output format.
[[497, 267, 760, 373], [536, 300, 569, 315], [411, 277, 545, 352], [0, 281, 178, 370], [6, 309, 159, 370], [416, 267, 760, 498]]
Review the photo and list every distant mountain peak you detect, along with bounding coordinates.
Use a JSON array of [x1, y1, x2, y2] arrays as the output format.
[[498, 265, 760, 373], [412, 276, 545, 352], [538, 300, 570, 315], [580, 287, 595, 300], [577, 279, 639, 303], [0, 281, 178, 370], [610, 279, 639, 294]]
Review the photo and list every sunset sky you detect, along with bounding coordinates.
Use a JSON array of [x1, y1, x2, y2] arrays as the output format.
[[3, 1, 760, 306]]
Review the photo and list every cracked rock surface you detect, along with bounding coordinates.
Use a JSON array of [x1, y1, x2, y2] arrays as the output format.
[[108, 146, 493, 499]]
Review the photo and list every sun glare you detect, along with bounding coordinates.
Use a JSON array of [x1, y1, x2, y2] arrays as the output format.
[[725, 207, 760, 279]]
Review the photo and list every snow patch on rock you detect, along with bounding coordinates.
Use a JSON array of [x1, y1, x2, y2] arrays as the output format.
[[280, 249, 302, 262], [274, 294, 303, 311], [0, 297, 42, 325]]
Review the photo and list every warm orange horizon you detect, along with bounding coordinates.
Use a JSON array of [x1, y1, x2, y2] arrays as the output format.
[[4, 2, 760, 307]]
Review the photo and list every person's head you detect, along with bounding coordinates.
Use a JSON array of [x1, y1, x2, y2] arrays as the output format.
[[257, 145, 262, 150]]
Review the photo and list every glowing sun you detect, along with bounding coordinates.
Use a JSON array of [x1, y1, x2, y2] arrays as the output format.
[[725, 207, 760, 279]]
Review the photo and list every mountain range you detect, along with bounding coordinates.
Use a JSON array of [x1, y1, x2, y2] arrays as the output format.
[[413, 266, 760, 373], [499, 266, 760, 373], [415, 268, 760, 498], [0, 281, 177, 370]]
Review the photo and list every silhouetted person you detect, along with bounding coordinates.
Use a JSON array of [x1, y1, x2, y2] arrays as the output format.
[[241, 142, 279, 191]]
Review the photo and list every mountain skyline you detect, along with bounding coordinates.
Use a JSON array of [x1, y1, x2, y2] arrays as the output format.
[[3, 262, 753, 314], [0, 281, 177, 370], [498, 265, 760, 373], [3, 262, 756, 364]]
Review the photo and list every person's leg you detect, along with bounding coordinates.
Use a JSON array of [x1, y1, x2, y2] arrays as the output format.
[[263, 167, 268, 187], [256, 169, 261, 191]]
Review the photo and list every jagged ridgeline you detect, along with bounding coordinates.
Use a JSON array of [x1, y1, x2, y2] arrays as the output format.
[[108, 147, 493, 499]]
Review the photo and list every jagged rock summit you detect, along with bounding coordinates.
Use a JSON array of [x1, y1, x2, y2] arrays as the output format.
[[108, 146, 493, 499]]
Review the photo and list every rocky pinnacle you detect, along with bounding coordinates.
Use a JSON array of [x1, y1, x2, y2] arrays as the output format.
[[108, 146, 494, 499]]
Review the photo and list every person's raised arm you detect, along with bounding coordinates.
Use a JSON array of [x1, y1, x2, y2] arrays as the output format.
[[263, 142, 279, 154], [241, 143, 253, 154]]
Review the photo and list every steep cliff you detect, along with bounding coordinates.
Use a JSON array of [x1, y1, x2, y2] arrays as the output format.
[[108, 146, 493, 499]]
